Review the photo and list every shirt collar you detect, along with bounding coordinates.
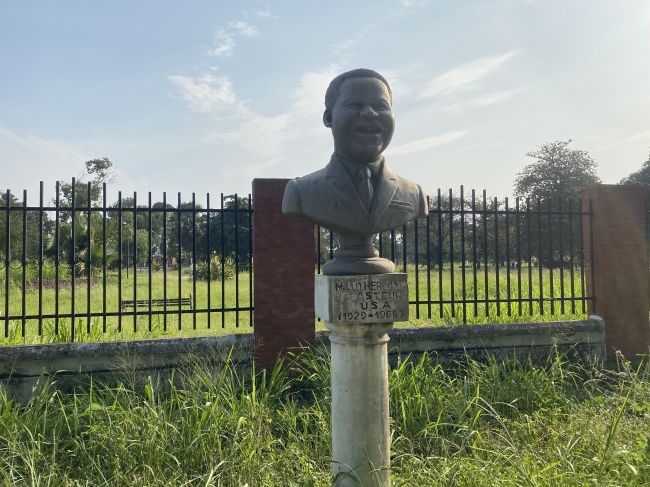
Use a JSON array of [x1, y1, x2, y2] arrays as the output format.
[[333, 153, 383, 179]]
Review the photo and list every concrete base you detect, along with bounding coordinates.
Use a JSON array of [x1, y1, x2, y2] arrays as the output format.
[[327, 320, 393, 487]]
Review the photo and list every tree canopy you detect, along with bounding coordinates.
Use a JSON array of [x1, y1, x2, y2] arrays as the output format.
[[514, 140, 600, 202], [620, 150, 650, 188]]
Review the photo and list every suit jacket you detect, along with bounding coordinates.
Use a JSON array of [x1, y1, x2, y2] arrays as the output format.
[[282, 155, 427, 236]]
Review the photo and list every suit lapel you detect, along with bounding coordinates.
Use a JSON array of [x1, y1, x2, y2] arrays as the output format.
[[325, 157, 370, 229], [369, 159, 397, 232]]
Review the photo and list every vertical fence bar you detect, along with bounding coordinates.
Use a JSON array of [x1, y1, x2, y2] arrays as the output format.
[[317, 227, 322, 273], [55, 183, 60, 335], [437, 189, 443, 318], [5, 190, 11, 338], [102, 183, 107, 333], [390, 229, 395, 263], [248, 194, 253, 327], [4, 190, 9, 337], [21, 189, 27, 337], [558, 198, 565, 314], [71, 178, 76, 341], [162, 192, 168, 330], [177, 192, 182, 330], [516, 197, 523, 316], [234, 194, 240, 327], [38, 182, 44, 335], [449, 189, 455, 318], [133, 192, 137, 332], [588, 197, 596, 314], [547, 198, 555, 315], [86, 182, 92, 334], [526, 198, 533, 314], [192, 192, 197, 330], [460, 186, 466, 324], [578, 197, 587, 314], [493, 197, 500, 317], [426, 196, 432, 319], [471, 190, 478, 318], [402, 224, 407, 273], [568, 199, 576, 314], [117, 191, 122, 333], [148, 192, 153, 332], [483, 190, 489, 315], [329, 229, 334, 260], [504, 197, 511, 317], [414, 217, 420, 319], [206, 193, 211, 329], [537, 198, 544, 315], [220, 193, 225, 328]]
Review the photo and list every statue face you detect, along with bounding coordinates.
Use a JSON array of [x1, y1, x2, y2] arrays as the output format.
[[325, 77, 394, 164]]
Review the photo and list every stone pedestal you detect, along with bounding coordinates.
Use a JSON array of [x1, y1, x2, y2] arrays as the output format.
[[316, 273, 409, 487]]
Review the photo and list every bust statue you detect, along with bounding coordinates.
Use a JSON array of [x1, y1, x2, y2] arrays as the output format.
[[282, 68, 428, 275]]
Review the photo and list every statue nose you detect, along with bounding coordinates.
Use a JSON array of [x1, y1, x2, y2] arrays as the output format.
[[360, 106, 379, 118]]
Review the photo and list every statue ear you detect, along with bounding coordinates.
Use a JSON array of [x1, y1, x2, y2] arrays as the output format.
[[323, 110, 332, 127]]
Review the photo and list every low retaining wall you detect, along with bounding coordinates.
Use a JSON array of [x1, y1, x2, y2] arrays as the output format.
[[0, 317, 605, 399]]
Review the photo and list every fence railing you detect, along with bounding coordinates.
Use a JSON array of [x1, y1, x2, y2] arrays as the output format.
[[1, 181, 595, 342], [0, 180, 253, 342], [317, 186, 594, 324]]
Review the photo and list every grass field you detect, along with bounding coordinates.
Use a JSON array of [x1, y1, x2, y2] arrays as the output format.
[[0, 264, 588, 345], [0, 349, 647, 485]]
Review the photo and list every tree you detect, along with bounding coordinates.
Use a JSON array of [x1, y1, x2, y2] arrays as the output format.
[[514, 140, 600, 201], [620, 150, 650, 188]]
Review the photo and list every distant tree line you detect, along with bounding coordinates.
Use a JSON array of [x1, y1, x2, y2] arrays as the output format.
[[0, 159, 251, 277]]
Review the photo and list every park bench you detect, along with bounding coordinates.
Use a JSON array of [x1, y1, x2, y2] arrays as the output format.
[[120, 295, 193, 311]]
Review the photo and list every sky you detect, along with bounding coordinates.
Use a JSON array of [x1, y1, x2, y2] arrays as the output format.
[[1, 0, 650, 205]]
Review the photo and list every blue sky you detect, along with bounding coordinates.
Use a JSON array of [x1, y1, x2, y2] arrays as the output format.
[[2, 1, 649, 204]]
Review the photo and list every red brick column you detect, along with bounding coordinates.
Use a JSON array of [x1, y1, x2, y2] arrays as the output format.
[[252, 179, 315, 368], [582, 185, 650, 360]]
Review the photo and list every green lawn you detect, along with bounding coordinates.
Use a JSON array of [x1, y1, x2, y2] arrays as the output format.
[[0, 350, 647, 485], [0, 264, 588, 345]]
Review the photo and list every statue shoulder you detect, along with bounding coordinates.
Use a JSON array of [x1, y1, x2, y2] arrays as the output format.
[[391, 172, 428, 217], [282, 178, 302, 216], [282, 167, 329, 217]]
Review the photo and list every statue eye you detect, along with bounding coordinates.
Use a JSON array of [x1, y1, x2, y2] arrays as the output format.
[[346, 103, 362, 109]]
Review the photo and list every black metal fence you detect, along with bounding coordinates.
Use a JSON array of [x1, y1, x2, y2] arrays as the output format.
[[1, 181, 595, 342], [0, 180, 253, 342], [317, 186, 594, 324]]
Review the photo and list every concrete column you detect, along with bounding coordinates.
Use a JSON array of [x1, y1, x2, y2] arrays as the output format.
[[581, 184, 650, 360], [327, 321, 392, 487], [252, 179, 315, 368]]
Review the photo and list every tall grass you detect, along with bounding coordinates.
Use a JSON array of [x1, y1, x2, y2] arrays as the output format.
[[0, 350, 647, 485]]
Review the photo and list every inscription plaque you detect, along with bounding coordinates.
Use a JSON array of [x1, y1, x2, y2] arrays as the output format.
[[315, 273, 409, 324]]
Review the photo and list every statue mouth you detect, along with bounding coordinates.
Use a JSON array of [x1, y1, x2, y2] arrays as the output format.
[[356, 125, 382, 135]]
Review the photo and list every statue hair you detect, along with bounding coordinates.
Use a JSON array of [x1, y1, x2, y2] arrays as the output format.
[[324, 68, 392, 111]]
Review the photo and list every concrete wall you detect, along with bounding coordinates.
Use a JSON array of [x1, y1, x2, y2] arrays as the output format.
[[0, 317, 605, 399]]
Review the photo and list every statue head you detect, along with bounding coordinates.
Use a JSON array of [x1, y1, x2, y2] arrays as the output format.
[[323, 69, 394, 164]]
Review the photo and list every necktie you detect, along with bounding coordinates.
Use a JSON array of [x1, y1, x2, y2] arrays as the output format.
[[358, 166, 373, 210]]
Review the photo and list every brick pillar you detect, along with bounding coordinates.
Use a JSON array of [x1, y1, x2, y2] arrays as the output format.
[[582, 184, 650, 360], [252, 179, 315, 368]]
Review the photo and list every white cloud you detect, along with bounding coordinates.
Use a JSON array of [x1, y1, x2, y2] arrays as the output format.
[[419, 51, 516, 99], [625, 129, 650, 142], [255, 8, 277, 19], [229, 21, 258, 38], [210, 29, 236, 58], [167, 74, 241, 114], [0, 129, 92, 194], [386, 131, 467, 156], [208, 65, 340, 158], [443, 88, 524, 112]]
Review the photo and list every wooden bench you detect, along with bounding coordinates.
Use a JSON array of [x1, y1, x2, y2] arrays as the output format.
[[120, 295, 192, 311]]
